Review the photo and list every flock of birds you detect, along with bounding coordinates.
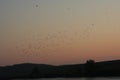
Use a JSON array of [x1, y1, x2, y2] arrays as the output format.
[[15, 25, 94, 58], [14, 2, 95, 58]]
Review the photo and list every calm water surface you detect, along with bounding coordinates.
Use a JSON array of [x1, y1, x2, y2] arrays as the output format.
[[13, 78, 120, 80]]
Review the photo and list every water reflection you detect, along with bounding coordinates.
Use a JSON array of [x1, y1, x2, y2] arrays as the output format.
[[13, 78, 120, 80], [85, 78, 95, 80]]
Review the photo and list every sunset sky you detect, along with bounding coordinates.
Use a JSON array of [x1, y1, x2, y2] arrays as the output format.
[[1, 0, 120, 66]]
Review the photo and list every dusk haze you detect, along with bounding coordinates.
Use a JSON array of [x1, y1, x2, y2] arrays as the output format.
[[1, 0, 120, 66]]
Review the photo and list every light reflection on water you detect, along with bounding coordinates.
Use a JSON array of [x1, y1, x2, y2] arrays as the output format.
[[13, 77, 120, 80]]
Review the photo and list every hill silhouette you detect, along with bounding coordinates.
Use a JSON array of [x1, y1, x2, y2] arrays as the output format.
[[1, 60, 120, 79]]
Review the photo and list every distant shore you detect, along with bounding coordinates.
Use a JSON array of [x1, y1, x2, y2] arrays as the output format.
[[1, 60, 120, 79]]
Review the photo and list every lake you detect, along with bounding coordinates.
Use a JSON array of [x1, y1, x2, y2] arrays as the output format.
[[13, 78, 120, 80]]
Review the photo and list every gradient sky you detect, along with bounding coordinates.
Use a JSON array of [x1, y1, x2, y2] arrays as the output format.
[[1, 0, 120, 66]]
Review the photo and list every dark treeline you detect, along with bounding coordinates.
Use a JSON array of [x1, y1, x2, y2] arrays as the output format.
[[1, 60, 120, 79]]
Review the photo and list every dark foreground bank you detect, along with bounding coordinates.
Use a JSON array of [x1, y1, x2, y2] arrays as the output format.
[[1, 60, 120, 79]]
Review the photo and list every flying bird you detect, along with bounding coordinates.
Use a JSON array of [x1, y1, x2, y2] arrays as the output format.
[[36, 4, 39, 7]]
